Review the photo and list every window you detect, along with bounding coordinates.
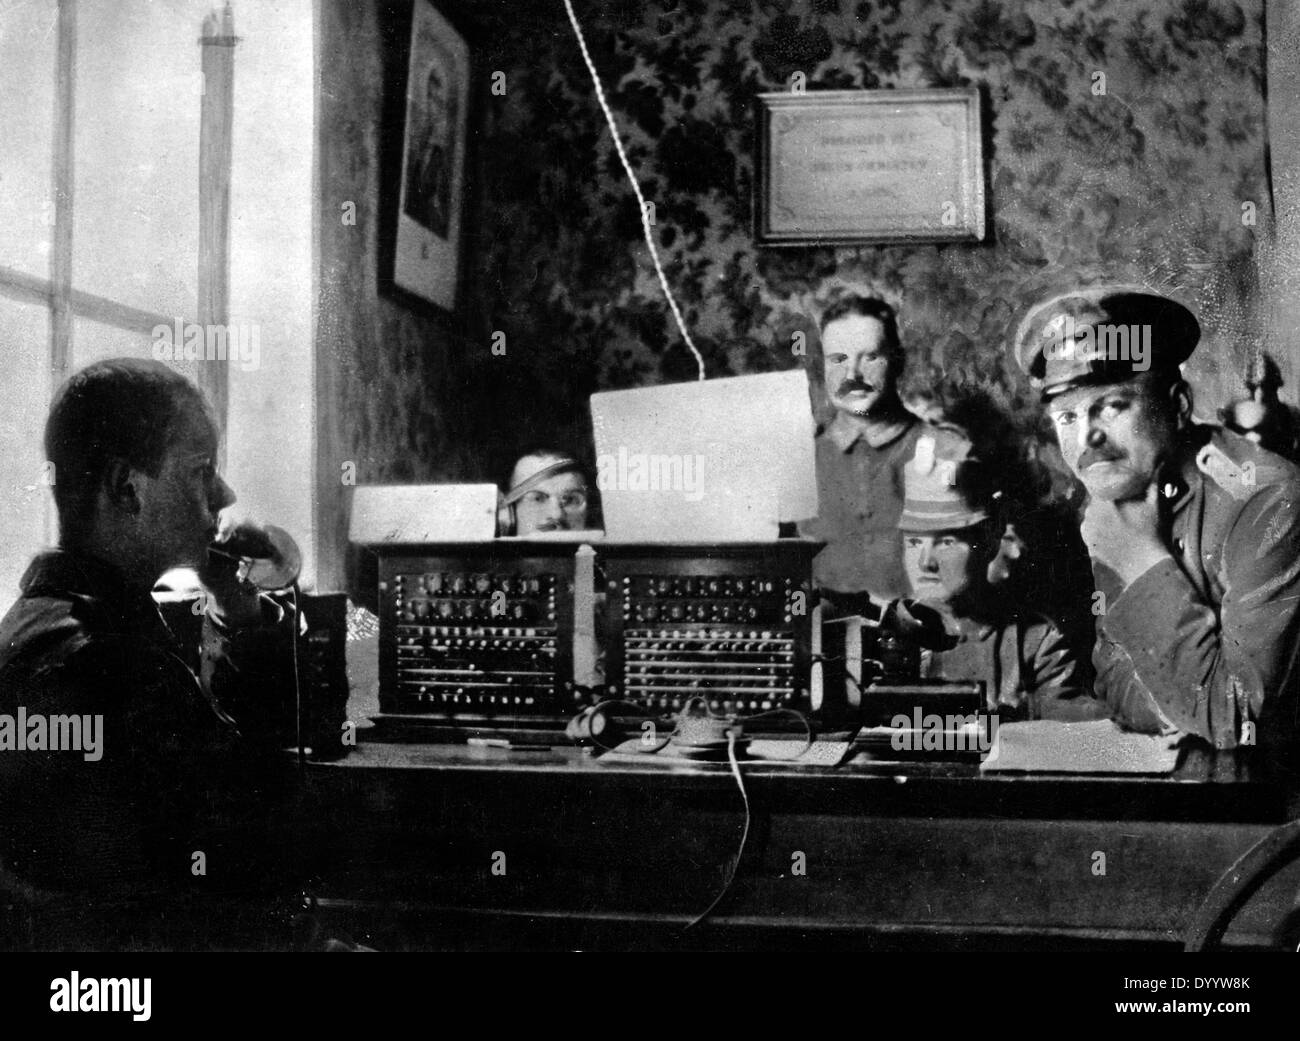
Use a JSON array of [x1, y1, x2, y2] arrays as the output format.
[[0, 0, 317, 611]]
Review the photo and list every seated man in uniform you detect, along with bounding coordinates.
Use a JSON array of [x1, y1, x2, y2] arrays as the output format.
[[500, 449, 604, 688], [897, 430, 1100, 721], [1014, 286, 1300, 749], [500, 449, 592, 535], [0, 358, 301, 939]]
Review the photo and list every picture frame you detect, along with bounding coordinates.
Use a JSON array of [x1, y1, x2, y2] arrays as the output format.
[[390, 0, 471, 311], [754, 87, 986, 246]]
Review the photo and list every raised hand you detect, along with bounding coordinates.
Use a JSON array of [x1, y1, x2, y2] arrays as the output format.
[[1080, 482, 1172, 588]]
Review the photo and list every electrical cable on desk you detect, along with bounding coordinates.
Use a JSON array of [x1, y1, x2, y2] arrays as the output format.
[[684, 728, 749, 932], [569, 695, 816, 931], [735, 706, 813, 761], [566, 698, 673, 753], [695, 660, 871, 930], [570, 696, 813, 758]]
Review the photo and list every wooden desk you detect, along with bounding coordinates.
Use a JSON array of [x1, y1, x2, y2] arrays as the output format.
[[297, 737, 1300, 951]]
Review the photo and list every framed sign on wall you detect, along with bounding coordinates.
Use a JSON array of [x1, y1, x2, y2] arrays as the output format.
[[391, 0, 471, 311], [755, 87, 986, 247]]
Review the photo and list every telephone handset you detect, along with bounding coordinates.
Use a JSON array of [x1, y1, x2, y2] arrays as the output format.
[[207, 524, 352, 760], [208, 523, 303, 591]]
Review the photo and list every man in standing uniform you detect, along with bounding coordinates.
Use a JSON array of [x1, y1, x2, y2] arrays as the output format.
[[1014, 286, 1300, 749], [804, 295, 927, 606]]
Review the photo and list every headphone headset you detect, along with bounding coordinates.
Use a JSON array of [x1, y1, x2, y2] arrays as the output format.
[[497, 456, 583, 535]]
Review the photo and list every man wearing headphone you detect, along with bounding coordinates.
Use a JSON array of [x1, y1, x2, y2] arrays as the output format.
[[499, 449, 593, 535], [499, 450, 604, 695]]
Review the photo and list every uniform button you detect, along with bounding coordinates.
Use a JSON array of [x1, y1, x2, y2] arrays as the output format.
[[1175, 538, 1185, 553]]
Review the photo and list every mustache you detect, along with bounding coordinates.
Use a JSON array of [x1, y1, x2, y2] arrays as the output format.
[[1077, 445, 1126, 469], [837, 379, 876, 394]]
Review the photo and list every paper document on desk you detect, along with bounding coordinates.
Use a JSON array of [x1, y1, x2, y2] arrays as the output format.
[[980, 719, 1182, 774]]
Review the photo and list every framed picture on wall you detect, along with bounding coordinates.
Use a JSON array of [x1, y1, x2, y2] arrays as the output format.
[[754, 88, 986, 246], [392, 0, 471, 311]]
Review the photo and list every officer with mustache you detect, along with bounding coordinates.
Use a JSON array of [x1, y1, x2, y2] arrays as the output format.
[[805, 295, 930, 605], [1014, 286, 1300, 750]]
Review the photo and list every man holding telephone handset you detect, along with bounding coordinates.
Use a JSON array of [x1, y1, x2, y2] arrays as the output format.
[[0, 358, 304, 945]]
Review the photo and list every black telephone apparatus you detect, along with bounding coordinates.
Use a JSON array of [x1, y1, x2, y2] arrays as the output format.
[[206, 525, 351, 760], [818, 599, 985, 738]]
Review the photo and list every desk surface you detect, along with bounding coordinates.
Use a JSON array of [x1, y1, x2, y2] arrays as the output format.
[[338, 648, 1295, 822], [317, 641, 1300, 948], [294, 734, 1300, 949], [314, 734, 1294, 822]]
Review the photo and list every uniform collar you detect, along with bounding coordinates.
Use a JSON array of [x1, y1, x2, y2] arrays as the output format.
[[824, 403, 915, 452], [1157, 424, 1215, 514]]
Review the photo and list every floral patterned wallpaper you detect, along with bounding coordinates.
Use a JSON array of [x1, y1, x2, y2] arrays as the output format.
[[464, 0, 1270, 460]]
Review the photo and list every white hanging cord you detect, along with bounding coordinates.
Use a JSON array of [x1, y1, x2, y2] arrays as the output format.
[[561, 0, 706, 382]]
